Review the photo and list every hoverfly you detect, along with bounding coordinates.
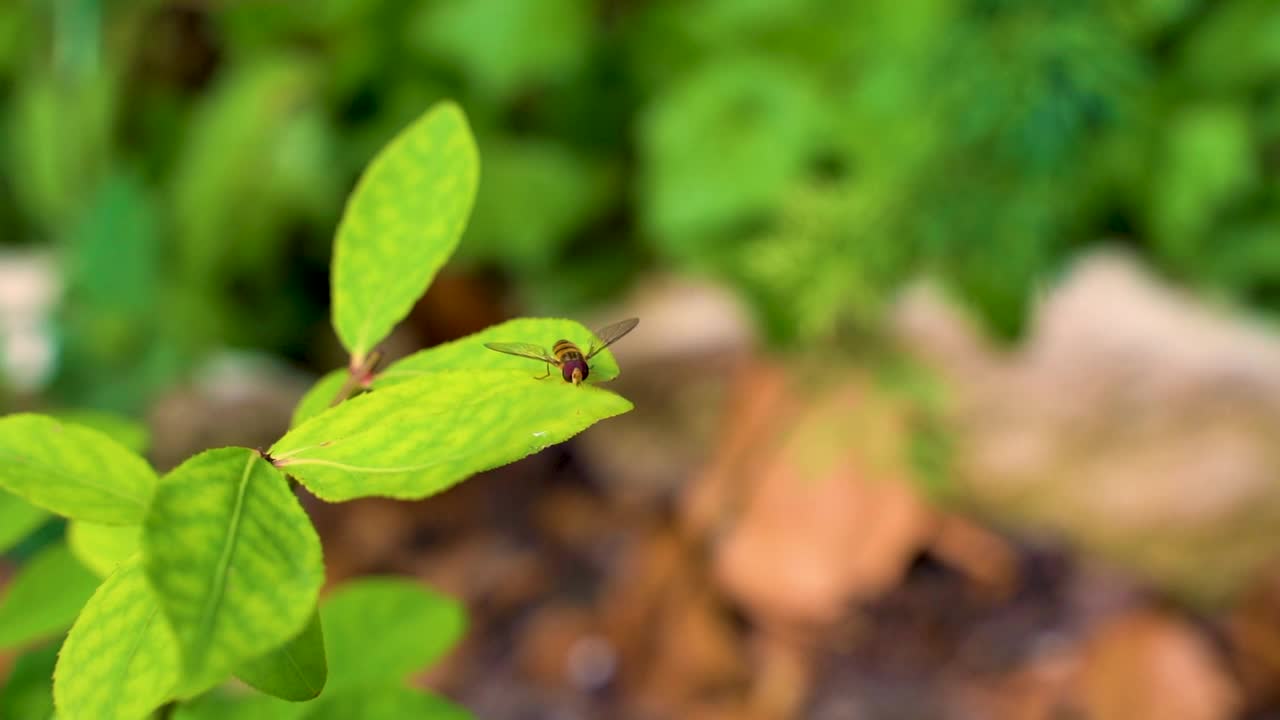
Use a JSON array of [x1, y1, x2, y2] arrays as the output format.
[[484, 318, 639, 385]]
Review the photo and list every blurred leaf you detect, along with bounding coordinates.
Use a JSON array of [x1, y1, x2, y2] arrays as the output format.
[[0, 414, 157, 524], [0, 491, 50, 553], [171, 55, 319, 282], [173, 693, 306, 720], [66, 521, 140, 577], [271, 370, 632, 502], [50, 409, 149, 454], [291, 369, 349, 428], [0, 542, 98, 650], [331, 101, 479, 361], [143, 448, 324, 693], [458, 138, 612, 270], [410, 0, 590, 102], [377, 318, 623, 388], [234, 610, 327, 701], [0, 639, 59, 720], [301, 686, 473, 720], [321, 578, 466, 692], [1150, 105, 1256, 266], [7, 70, 115, 232], [640, 55, 824, 250], [53, 556, 179, 720], [1176, 0, 1280, 92]]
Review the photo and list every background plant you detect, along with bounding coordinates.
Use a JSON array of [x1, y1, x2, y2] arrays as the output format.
[[0, 100, 632, 720]]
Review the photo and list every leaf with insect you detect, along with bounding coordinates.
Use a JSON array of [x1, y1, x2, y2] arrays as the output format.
[[271, 370, 632, 502], [374, 318, 624, 389]]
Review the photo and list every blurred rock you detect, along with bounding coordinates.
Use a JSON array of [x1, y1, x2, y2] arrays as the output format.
[[895, 251, 1280, 605], [0, 251, 60, 394], [147, 351, 312, 471]]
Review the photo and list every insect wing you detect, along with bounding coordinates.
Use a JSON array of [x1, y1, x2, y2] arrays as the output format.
[[483, 342, 557, 364], [585, 317, 639, 359]]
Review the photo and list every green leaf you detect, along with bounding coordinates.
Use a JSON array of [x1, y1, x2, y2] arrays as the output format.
[[0, 639, 59, 720], [143, 448, 324, 692], [321, 578, 465, 692], [173, 693, 307, 720], [0, 542, 99, 650], [271, 370, 633, 502], [234, 609, 327, 701], [0, 414, 158, 524], [331, 101, 480, 361], [290, 369, 348, 428], [0, 490, 50, 553], [66, 521, 141, 577], [302, 687, 473, 720], [51, 410, 149, 454], [53, 556, 179, 720], [376, 318, 623, 388], [410, 0, 589, 103]]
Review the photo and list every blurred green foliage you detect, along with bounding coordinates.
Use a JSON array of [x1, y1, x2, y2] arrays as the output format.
[[2, 0, 1278, 409]]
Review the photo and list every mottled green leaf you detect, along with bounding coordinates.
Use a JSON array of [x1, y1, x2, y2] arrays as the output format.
[[0, 542, 98, 649], [53, 556, 179, 720], [66, 521, 140, 577], [0, 639, 59, 720], [0, 490, 50, 553], [322, 578, 465, 692], [302, 687, 473, 720], [234, 610, 327, 701], [376, 318, 623, 388], [331, 101, 479, 361], [290, 369, 348, 428], [143, 448, 324, 692], [271, 371, 632, 502], [51, 410, 149, 454], [0, 414, 157, 524]]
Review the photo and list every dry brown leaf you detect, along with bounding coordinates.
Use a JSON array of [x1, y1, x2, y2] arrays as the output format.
[[712, 376, 935, 627], [1076, 609, 1241, 720], [929, 514, 1019, 600]]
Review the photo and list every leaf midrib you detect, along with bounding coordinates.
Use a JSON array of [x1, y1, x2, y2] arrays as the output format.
[[192, 453, 254, 665]]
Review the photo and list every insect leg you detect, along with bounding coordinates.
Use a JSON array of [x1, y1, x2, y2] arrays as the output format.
[[534, 362, 551, 380]]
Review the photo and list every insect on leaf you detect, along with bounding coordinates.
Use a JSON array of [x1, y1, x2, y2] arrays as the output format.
[[272, 369, 632, 502], [375, 318, 623, 388]]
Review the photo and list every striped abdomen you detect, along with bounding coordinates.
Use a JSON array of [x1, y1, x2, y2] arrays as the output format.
[[553, 340, 589, 383]]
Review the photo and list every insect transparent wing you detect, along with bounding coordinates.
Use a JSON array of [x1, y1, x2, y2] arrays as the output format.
[[483, 342, 558, 363], [585, 318, 640, 359]]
